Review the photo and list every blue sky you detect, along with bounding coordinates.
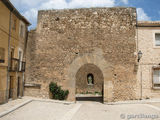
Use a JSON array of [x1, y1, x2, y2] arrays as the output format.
[[10, 0, 160, 29]]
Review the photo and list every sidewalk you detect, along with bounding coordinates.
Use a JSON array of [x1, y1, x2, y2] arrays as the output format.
[[1, 97, 160, 113], [0, 96, 75, 118], [105, 98, 160, 105], [0, 97, 76, 120], [0, 97, 32, 113]]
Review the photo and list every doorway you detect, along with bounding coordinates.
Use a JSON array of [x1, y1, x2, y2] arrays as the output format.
[[9, 76, 14, 99], [75, 63, 104, 103], [17, 77, 20, 97]]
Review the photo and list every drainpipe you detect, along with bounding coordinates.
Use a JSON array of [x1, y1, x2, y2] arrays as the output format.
[[6, 9, 13, 102], [135, 9, 142, 100], [22, 28, 29, 96]]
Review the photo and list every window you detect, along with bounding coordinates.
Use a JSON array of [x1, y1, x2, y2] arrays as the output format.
[[12, 19, 16, 30], [87, 73, 94, 85], [0, 47, 5, 63], [10, 48, 14, 67], [153, 68, 160, 88], [10, 48, 14, 58], [9, 76, 14, 98], [20, 24, 25, 38], [155, 33, 160, 46]]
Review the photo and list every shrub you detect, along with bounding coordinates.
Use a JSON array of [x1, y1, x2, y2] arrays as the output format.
[[49, 82, 69, 100], [94, 91, 102, 95]]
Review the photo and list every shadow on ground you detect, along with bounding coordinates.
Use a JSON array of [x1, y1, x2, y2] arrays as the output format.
[[76, 96, 103, 103]]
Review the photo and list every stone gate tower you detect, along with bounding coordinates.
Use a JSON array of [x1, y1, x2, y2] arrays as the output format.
[[25, 7, 138, 102]]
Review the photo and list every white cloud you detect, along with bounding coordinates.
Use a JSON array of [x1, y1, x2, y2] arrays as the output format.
[[23, 8, 38, 24], [68, 0, 115, 8], [121, 0, 128, 4], [10, 0, 153, 28], [137, 8, 151, 21], [10, 0, 115, 29], [38, 0, 115, 10], [10, 0, 45, 8], [40, 0, 68, 9]]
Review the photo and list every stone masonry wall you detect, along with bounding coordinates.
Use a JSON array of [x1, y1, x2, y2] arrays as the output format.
[[25, 7, 137, 102], [137, 26, 160, 99]]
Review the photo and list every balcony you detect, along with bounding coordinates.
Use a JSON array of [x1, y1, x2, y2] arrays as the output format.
[[9, 58, 26, 72]]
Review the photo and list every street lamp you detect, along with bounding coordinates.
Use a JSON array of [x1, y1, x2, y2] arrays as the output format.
[[138, 50, 142, 62]]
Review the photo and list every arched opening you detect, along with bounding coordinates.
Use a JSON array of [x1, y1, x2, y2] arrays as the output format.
[[75, 63, 104, 102]]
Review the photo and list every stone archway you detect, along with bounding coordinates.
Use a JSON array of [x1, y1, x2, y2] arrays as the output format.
[[64, 49, 114, 103], [75, 63, 104, 102]]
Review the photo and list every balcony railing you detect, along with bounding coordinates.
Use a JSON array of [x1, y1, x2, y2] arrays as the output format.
[[9, 58, 26, 72]]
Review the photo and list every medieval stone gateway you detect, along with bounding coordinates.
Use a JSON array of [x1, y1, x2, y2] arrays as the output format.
[[25, 7, 138, 102], [76, 63, 104, 95]]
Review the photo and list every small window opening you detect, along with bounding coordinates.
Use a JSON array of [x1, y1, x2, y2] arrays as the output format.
[[55, 17, 60, 21], [153, 68, 160, 88], [155, 33, 160, 46]]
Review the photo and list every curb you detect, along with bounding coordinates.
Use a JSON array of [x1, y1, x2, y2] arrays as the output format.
[[104, 100, 160, 105], [0, 99, 32, 118], [33, 98, 75, 105]]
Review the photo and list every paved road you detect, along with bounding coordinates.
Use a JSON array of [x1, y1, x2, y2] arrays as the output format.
[[73, 101, 160, 120], [0, 101, 75, 120], [0, 100, 160, 120], [149, 103, 160, 108]]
